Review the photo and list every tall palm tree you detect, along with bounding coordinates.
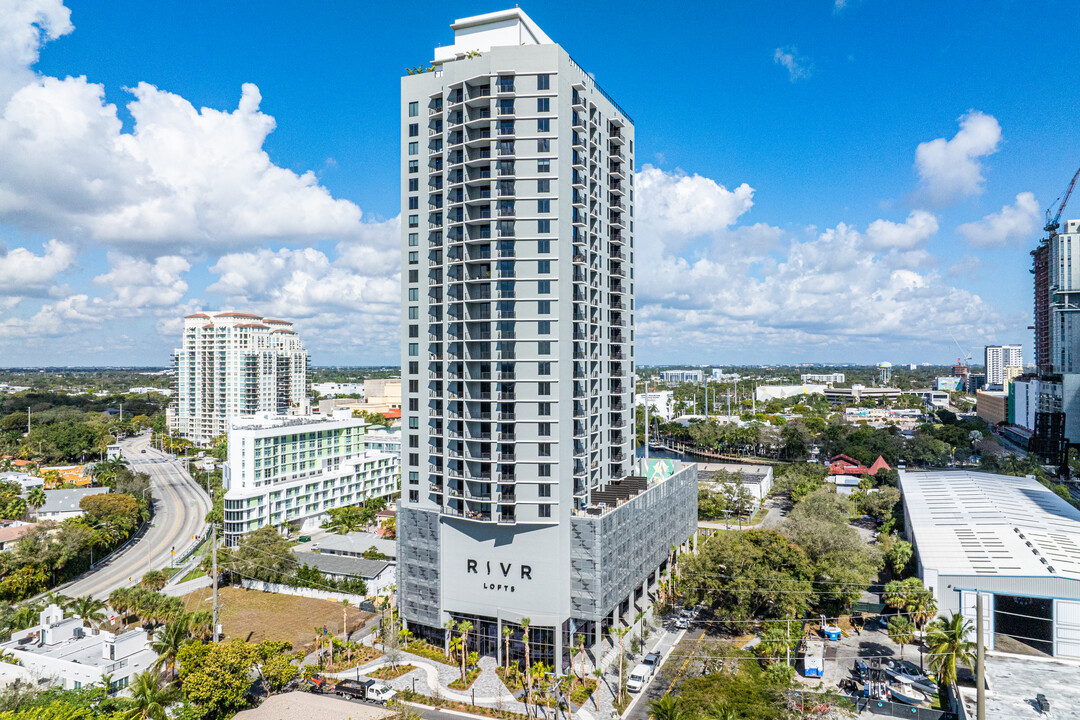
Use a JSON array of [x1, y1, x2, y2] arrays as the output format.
[[43, 592, 73, 612], [122, 670, 174, 720], [70, 596, 108, 630], [151, 617, 191, 680], [502, 625, 513, 670], [609, 625, 631, 703], [576, 633, 587, 689], [520, 618, 532, 700], [186, 610, 213, 642], [926, 612, 976, 687], [456, 620, 473, 681]]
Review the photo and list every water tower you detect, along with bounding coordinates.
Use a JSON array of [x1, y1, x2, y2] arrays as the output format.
[[877, 362, 892, 386]]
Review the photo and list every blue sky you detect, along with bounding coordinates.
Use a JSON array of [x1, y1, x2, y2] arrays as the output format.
[[0, 0, 1076, 367]]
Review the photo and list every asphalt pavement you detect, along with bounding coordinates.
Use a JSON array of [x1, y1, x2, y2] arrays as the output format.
[[59, 434, 212, 600]]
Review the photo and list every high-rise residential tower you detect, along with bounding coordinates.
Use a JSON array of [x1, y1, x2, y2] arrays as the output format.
[[168, 312, 310, 445], [397, 9, 696, 673], [984, 344, 1022, 388]]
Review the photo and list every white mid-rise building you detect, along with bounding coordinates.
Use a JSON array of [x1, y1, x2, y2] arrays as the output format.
[[635, 390, 674, 421], [0, 605, 156, 692], [659, 369, 704, 384], [223, 412, 399, 546], [169, 312, 310, 445], [800, 372, 844, 384], [984, 344, 1022, 388]]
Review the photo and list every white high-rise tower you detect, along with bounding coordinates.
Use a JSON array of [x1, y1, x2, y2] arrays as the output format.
[[396, 9, 696, 673]]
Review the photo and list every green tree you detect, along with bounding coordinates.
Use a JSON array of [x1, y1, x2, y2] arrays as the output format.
[[926, 612, 976, 686], [69, 595, 107, 630], [648, 695, 690, 720], [883, 537, 913, 576], [177, 639, 257, 717], [121, 670, 176, 720], [151, 617, 192, 680], [886, 616, 916, 659]]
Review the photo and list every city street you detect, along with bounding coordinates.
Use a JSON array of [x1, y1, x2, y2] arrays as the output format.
[[59, 434, 212, 600]]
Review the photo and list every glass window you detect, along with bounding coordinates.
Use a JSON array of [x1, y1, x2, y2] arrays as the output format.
[[538, 260, 551, 274], [538, 239, 550, 253], [538, 381, 551, 395], [538, 159, 550, 173], [537, 118, 550, 132], [537, 199, 550, 213], [408, 269, 418, 283], [537, 138, 550, 153], [537, 98, 550, 112], [538, 220, 551, 233], [409, 123, 419, 137], [538, 280, 551, 294], [538, 320, 551, 334], [409, 324, 419, 337], [538, 300, 551, 314], [409, 490, 419, 502], [409, 306, 418, 319], [408, 288, 419, 301], [408, 232, 418, 246], [537, 74, 550, 90], [408, 142, 418, 155], [409, 251, 418, 264], [408, 343, 418, 356], [538, 422, 551, 436], [539, 504, 551, 517], [408, 160, 418, 173], [409, 417, 419, 429], [537, 179, 550, 193], [538, 340, 551, 355], [409, 178, 419, 191], [409, 101, 418, 117], [538, 443, 551, 456], [409, 197, 419, 210], [408, 214, 418, 227], [538, 484, 551, 497], [538, 361, 552, 375]]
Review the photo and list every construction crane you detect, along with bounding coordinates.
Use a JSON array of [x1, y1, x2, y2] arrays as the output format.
[[949, 331, 972, 368], [1044, 165, 1080, 240]]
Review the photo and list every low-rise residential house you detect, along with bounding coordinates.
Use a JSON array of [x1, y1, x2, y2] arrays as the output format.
[[293, 552, 395, 596], [826, 454, 890, 477], [314, 531, 397, 562], [0, 605, 157, 692], [0, 520, 38, 552], [0, 472, 44, 493], [37, 488, 109, 521]]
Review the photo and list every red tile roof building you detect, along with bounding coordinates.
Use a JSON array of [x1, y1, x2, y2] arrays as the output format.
[[827, 454, 891, 476]]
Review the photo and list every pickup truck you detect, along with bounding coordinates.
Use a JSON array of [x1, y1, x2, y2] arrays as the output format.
[[626, 663, 653, 693], [334, 679, 397, 704]]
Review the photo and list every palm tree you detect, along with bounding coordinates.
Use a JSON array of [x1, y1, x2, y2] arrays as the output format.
[[592, 668, 604, 710], [649, 695, 690, 720], [609, 625, 631, 703], [25, 487, 46, 514], [151, 617, 191, 680], [43, 592, 73, 612], [908, 591, 938, 633], [122, 670, 173, 720], [520, 618, 532, 700], [186, 610, 213, 642], [887, 616, 916, 660], [926, 612, 976, 687], [576, 633, 587, 689], [70, 596, 108, 630], [502, 625, 513, 670], [342, 599, 350, 640], [99, 672, 115, 696]]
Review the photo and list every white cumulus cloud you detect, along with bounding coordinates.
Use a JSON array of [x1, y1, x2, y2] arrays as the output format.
[[956, 191, 1041, 248], [0, 238, 74, 294], [865, 210, 939, 250], [93, 253, 191, 308], [914, 110, 1001, 206], [773, 47, 812, 82]]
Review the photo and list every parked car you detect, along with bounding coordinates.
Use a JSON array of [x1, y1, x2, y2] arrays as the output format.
[[674, 617, 689, 629], [642, 651, 662, 671], [626, 663, 653, 693]]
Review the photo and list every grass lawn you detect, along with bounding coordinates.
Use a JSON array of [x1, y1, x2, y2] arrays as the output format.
[[369, 664, 417, 681], [178, 586, 373, 653], [448, 667, 482, 690]]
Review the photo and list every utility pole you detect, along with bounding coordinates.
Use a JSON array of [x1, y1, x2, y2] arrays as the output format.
[[212, 524, 219, 642], [976, 595, 985, 720], [644, 380, 650, 463], [786, 617, 791, 667]]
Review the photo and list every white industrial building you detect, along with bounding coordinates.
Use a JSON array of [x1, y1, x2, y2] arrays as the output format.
[[899, 469, 1080, 658], [0, 605, 156, 691], [755, 383, 826, 402], [223, 411, 399, 546]]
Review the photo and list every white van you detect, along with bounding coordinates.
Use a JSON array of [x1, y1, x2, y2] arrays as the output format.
[[626, 663, 652, 693]]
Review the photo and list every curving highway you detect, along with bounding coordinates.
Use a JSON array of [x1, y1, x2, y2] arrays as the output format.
[[61, 434, 212, 600]]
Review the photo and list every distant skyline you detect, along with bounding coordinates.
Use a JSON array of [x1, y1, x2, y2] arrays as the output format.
[[2, 0, 1075, 366]]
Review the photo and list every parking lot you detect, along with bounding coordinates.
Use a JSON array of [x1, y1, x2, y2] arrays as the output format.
[[793, 618, 920, 696]]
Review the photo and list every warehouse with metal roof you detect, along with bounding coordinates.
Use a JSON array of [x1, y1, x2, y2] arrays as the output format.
[[899, 469, 1080, 658]]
